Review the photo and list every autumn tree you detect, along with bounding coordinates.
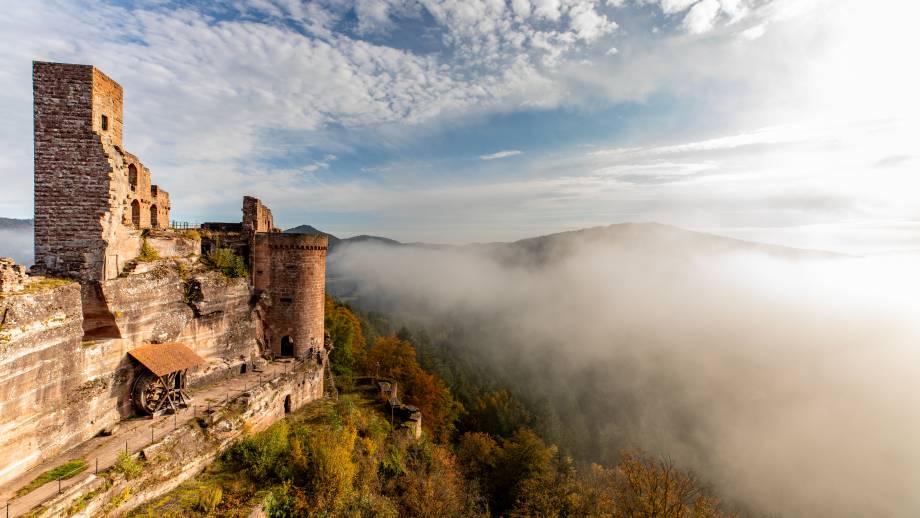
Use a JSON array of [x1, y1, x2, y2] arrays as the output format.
[[364, 336, 462, 440], [325, 296, 366, 384]]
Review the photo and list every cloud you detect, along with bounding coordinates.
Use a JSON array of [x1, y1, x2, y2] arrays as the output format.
[[682, 0, 722, 34], [659, 0, 700, 14], [740, 22, 766, 39], [479, 150, 524, 160], [330, 233, 920, 518]]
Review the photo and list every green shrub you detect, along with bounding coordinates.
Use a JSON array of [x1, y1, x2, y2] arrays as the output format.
[[195, 485, 222, 513], [203, 248, 248, 278], [16, 459, 87, 497], [112, 452, 142, 479], [222, 421, 291, 482], [264, 482, 299, 518], [137, 239, 160, 262], [181, 229, 201, 241]]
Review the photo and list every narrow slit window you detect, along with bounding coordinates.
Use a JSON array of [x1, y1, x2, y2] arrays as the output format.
[[101, 115, 108, 131], [280, 297, 293, 304]]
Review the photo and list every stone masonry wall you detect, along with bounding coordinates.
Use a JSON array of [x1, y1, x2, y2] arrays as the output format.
[[33, 62, 119, 281], [33, 61, 170, 282], [252, 233, 327, 358], [242, 196, 276, 234], [0, 259, 28, 293]]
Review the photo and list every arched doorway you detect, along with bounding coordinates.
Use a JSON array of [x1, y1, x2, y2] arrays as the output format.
[[128, 164, 138, 190], [280, 335, 294, 357], [150, 204, 158, 228], [284, 395, 292, 414], [131, 200, 140, 228]]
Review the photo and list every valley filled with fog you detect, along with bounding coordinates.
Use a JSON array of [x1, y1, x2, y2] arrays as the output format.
[[329, 224, 920, 518], [0, 227, 31, 265]]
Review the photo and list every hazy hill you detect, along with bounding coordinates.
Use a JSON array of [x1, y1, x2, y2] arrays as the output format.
[[324, 221, 842, 268], [0, 217, 32, 230], [284, 225, 400, 250], [469, 222, 844, 268]]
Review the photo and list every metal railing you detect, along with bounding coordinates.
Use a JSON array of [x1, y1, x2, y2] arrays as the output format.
[[170, 221, 201, 230]]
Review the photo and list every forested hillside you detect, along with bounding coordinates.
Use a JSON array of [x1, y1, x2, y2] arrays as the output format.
[[133, 296, 736, 517]]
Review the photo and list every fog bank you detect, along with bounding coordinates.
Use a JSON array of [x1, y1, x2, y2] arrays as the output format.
[[330, 228, 920, 517], [0, 228, 32, 265]]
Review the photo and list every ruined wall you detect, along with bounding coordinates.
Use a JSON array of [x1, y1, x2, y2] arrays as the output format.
[[33, 62, 120, 280], [252, 233, 327, 357], [242, 196, 275, 234], [33, 61, 170, 282], [0, 259, 28, 293]]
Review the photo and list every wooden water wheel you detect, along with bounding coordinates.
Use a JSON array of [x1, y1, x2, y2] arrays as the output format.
[[127, 343, 204, 415], [132, 371, 172, 414]]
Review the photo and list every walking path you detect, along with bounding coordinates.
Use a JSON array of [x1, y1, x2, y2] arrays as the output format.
[[0, 359, 297, 517]]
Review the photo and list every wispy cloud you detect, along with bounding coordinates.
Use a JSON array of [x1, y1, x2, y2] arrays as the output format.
[[479, 150, 523, 161]]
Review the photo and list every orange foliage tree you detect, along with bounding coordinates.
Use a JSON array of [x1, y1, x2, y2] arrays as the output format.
[[364, 336, 462, 441]]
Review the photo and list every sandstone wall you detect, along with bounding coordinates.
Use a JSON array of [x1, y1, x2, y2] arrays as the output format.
[[33, 62, 120, 281], [30, 359, 326, 518], [0, 266, 264, 486], [0, 283, 85, 485], [33, 61, 170, 282], [242, 196, 275, 234]]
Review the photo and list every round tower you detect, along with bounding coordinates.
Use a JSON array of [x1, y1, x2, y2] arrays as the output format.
[[252, 233, 327, 358]]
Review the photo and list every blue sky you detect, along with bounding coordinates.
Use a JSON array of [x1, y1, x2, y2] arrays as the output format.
[[0, 0, 918, 251]]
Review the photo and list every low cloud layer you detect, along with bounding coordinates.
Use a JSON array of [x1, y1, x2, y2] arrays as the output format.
[[0, 228, 32, 265], [330, 228, 920, 517]]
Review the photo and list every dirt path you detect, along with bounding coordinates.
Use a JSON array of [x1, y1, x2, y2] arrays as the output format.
[[0, 360, 297, 517]]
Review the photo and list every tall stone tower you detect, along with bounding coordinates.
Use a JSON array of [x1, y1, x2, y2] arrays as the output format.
[[252, 233, 328, 358], [33, 61, 170, 281]]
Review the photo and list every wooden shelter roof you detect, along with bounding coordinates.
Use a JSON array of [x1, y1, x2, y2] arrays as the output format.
[[128, 342, 205, 377]]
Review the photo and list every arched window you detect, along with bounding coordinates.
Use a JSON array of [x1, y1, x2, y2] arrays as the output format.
[[280, 335, 294, 357], [128, 164, 138, 190], [131, 200, 140, 228], [150, 204, 158, 228]]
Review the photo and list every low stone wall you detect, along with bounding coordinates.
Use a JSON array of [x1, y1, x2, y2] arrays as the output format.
[[31, 360, 325, 518], [145, 232, 200, 260]]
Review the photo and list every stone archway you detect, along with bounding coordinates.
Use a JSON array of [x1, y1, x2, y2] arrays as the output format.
[[131, 200, 140, 228], [280, 335, 294, 357], [150, 204, 158, 228]]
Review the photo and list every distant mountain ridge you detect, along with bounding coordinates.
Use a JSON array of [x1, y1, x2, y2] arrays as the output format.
[[0, 217, 32, 230], [286, 221, 842, 263], [284, 225, 400, 249]]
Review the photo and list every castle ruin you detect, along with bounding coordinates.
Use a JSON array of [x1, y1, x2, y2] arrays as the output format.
[[0, 62, 328, 487]]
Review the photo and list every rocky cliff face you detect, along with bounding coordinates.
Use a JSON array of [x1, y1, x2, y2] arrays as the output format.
[[0, 282, 84, 485], [0, 263, 265, 486]]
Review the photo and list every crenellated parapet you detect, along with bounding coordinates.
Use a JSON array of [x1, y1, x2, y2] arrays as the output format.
[[252, 232, 328, 358]]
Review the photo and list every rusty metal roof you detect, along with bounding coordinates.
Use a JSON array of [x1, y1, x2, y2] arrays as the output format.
[[128, 342, 205, 377]]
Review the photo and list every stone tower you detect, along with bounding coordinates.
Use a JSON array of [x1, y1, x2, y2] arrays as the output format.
[[251, 233, 328, 358], [33, 61, 170, 281]]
